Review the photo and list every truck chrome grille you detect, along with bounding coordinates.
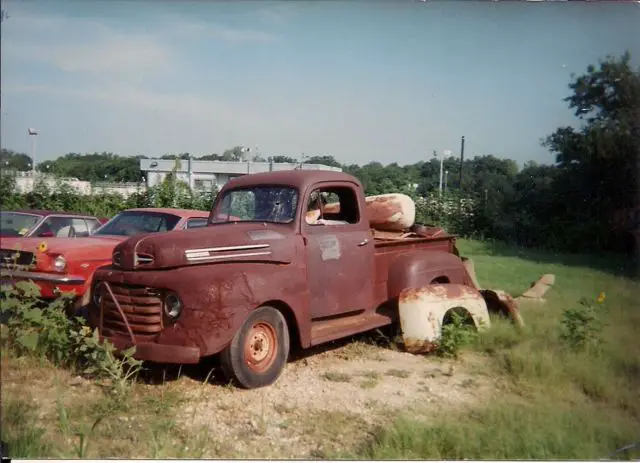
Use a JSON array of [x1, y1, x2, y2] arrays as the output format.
[[98, 282, 163, 341]]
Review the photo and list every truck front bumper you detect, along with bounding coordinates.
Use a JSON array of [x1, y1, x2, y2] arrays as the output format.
[[105, 334, 202, 364]]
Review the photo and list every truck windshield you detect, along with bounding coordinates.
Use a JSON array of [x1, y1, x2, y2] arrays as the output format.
[[94, 211, 182, 236], [213, 186, 298, 224]]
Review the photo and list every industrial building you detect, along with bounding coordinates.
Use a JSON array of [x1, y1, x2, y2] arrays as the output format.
[[139, 158, 342, 192]]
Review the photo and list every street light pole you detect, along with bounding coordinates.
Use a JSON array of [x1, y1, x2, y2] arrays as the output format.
[[458, 136, 465, 191], [28, 128, 38, 176], [440, 150, 452, 196], [444, 170, 449, 196]]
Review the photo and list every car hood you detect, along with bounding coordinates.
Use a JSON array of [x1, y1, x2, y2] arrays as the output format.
[[113, 222, 295, 270], [1, 235, 125, 258]]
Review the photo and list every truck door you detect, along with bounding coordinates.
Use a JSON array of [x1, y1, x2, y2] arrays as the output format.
[[303, 183, 374, 318]]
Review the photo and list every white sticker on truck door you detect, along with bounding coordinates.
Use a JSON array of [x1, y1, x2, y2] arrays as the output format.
[[317, 235, 341, 261]]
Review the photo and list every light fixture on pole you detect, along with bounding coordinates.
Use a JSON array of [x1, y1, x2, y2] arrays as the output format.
[[441, 150, 451, 195], [298, 153, 307, 170], [28, 128, 38, 176], [240, 145, 252, 173]]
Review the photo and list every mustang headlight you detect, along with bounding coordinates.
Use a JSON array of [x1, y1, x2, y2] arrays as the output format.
[[164, 292, 183, 320], [53, 255, 67, 272]]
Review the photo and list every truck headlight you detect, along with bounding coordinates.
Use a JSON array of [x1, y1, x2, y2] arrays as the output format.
[[164, 292, 183, 320], [53, 255, 67, 272]]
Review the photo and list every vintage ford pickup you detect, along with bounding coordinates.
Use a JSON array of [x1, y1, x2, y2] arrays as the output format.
[[88, 171, 517, 389]]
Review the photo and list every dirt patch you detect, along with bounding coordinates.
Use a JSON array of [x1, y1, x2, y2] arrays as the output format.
[[173, 344, 496, 458]]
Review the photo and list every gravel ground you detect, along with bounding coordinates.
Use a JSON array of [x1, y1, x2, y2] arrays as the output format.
[[174, 343, 497, 458]]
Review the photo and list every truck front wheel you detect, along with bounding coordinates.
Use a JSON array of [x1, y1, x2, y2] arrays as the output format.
[[220, 305, 290, 389]]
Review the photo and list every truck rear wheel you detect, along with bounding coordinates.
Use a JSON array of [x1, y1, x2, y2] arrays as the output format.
[[220, 305, 290, 389]]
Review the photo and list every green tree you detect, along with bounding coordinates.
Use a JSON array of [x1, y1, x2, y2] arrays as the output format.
[[1, 149, 32, 171], [270, 155, 297, 163], [541, 51, 640, 251], [306, 155, 342, 168]]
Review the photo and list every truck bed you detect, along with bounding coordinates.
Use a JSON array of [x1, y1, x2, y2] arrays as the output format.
[[372, 226, 454, 249]]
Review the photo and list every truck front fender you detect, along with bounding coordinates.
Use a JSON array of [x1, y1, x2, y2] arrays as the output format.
[[398, 284, 491, 354], [387, 251, 472, 300]]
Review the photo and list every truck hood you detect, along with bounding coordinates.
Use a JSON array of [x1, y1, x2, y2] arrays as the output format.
[[113, 222, 294, 271]]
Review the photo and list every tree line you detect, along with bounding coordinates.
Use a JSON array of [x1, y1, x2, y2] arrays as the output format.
[[1, 52, 637, 255]]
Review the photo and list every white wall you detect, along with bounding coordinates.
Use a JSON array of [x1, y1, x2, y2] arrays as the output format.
[[13, 174, 144, 199]]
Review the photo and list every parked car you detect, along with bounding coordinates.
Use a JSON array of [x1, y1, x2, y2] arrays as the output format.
[[0, 208, 210, 313], [87, 171, 520, 389], [0, 210, 107, 238]]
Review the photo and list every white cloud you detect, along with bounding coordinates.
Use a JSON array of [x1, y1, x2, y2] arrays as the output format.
[[168, 19, 278, 44], [2, 82, 300, 133], [3, 13, 172, 76], [6, 37, 171, 75], [256, 4, 298, 25]]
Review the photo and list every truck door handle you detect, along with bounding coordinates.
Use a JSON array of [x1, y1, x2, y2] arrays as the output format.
[[358, 239, 369, 247]]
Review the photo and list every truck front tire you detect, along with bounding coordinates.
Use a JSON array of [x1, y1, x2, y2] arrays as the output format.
[[220, 305, 290, 389]]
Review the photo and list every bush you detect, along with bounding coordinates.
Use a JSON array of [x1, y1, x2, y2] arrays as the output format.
[[560, 293, 608, 352], [0, 170, 217, 217], [0, 281, 143, 398], [437, 311, 479, 358]]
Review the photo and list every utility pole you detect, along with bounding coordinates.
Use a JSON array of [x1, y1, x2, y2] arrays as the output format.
[[444, 170, 449, 196], [433, 150, 444, 196], [28, 128, 38, 177], [442, 150, 452, 196], [458, 136, 465, 192]]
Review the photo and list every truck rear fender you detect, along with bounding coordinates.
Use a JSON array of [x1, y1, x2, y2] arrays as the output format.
[[398, 284, 491, 354], [387, 251, 473, 301]]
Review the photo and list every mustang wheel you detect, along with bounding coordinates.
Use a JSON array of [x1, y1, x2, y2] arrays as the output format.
[[220, 305, 290, 389]]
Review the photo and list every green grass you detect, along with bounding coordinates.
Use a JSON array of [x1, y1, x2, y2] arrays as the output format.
[[322, 371, 352, 383], [350, 238, 640, 460], [357, 400, 639, 460], [0, 396, 53, 458]]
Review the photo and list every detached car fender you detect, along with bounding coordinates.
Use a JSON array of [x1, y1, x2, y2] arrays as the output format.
[[398, 283, 491, 354]]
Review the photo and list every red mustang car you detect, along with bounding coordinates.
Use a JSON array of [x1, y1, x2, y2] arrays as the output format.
[[0, 208, 210, 312], [0, 210, 108, 238]]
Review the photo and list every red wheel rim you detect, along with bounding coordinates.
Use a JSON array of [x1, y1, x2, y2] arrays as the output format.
[[244, 322, 278, 373]]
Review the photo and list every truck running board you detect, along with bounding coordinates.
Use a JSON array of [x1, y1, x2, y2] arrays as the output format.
[[310, 312, 393, 346]]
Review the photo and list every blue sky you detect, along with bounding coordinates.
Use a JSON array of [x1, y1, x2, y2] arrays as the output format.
[[1, 0, 638, 167]]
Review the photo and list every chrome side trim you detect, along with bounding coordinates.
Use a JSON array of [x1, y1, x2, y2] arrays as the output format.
[[185, 243, 270, 254], [186, 251, 272, 262]]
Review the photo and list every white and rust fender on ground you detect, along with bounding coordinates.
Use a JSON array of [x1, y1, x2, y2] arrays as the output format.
[[398, 284, 492, 354]]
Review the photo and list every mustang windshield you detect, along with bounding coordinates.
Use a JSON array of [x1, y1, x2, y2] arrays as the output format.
[[0, 212, 41, 237], [95, 211, 181, 236], [213, 186, 298, 224]]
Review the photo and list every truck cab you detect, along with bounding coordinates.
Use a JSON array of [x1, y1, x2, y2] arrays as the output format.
[[88, 170, 475, 389]]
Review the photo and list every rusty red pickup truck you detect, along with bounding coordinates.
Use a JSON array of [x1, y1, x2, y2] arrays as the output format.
[[89, 170, 517, 389]]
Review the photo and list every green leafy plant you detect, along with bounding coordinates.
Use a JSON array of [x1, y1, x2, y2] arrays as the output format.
[[437, 311, 478, 358], [73, 327, 143, 398], [560, 293, 608, 352], [0, 281, 77, 364], [1, 281, 143, 398]]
